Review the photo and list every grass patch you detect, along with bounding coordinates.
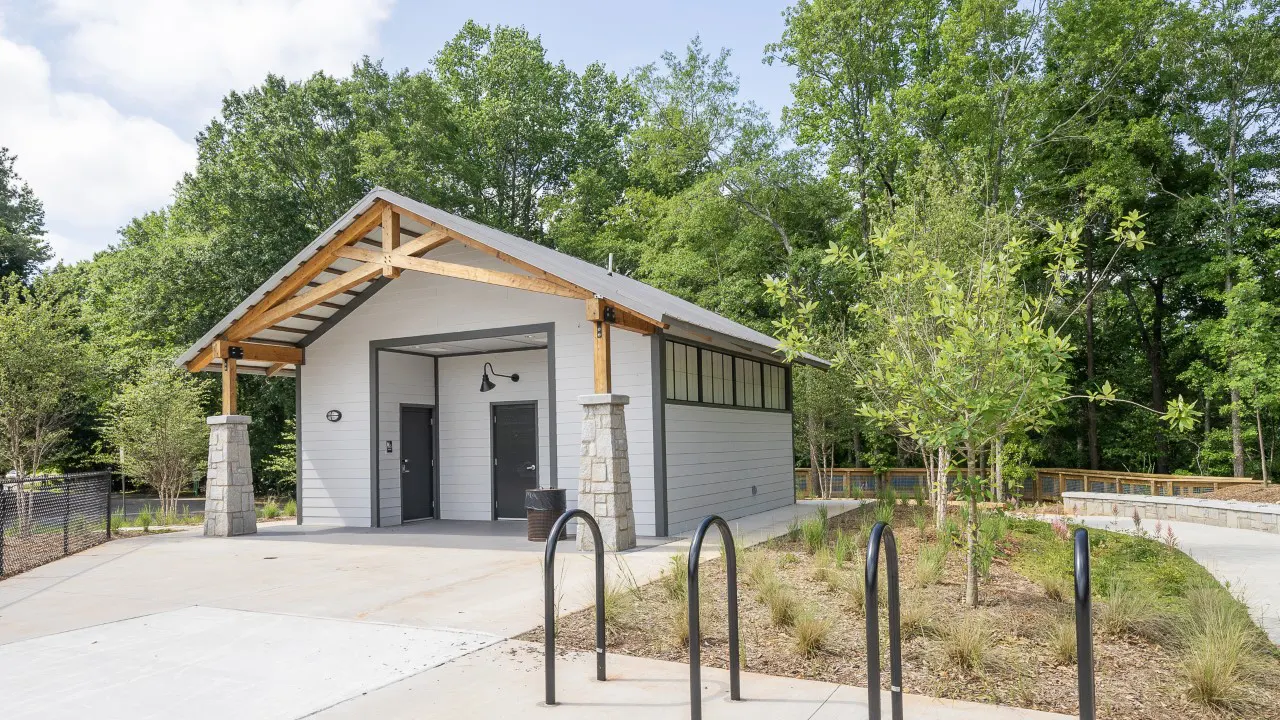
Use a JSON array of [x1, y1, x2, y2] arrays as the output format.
[[792, 608, 831, 657], [914, 542, 948, 588], [760, 579, 799, 628], [659, 553, 688, 603], [1180, 587, 1269, 712], [941, 615, 995, 672], [800, 515, 828, 555], [1046, 619, 1076, 665]]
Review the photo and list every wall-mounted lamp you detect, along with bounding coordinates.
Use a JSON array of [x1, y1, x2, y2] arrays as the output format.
[[480, 362, 519, 393]]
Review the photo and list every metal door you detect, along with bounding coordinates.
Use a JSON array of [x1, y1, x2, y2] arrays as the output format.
[[400, 406, 434, 521], [492, 403, 537, 519]]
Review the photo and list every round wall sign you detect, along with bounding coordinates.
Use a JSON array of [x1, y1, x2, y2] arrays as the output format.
[[326, 409, 342, 422]]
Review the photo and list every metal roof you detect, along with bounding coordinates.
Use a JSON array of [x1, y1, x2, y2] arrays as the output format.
[[177, 187, 829, 369]]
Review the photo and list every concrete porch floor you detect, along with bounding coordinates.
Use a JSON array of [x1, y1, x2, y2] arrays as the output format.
[[0, 499, 1068, 719]]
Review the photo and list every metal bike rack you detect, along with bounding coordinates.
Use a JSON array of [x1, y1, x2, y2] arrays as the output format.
[[1074, 528, 1096, 720], [543, 509, 606, 706], [687, 514, 741, 720], [865, 521, 903, 720]]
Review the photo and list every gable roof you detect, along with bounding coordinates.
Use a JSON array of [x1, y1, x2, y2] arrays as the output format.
[[177, 188, 828, 371]]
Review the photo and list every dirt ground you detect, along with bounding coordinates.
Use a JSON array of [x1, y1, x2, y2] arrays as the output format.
[[1205, 484, 1280, 504], [533, 505, 1280, 720]]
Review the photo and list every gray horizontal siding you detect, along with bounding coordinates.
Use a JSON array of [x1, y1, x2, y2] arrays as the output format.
[[663, 404, 794, 534]]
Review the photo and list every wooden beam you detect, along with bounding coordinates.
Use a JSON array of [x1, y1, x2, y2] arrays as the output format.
[[395, 228, 451, 257], [381, 206, 401, 279], [212, 340, 304, 366], [187, 344, 216, 373], [390, 203, 589, 296], [585, 297, 664, 335], [592, 299, 612, 393], [230, 263, 383, 341], [221, 358, 237, 414], [335, 246, 591, 300], [266, 362, 289, 377], [229, 201, 385, 331]]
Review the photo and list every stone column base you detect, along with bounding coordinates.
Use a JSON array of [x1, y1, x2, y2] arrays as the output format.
[[577, 393, 636, 551], [204, 415, 257, 537]]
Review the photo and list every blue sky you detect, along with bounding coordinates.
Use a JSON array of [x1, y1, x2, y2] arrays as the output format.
[[0, 1, 798, 264]]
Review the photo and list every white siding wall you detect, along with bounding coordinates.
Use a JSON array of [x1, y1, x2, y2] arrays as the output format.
[[664, 404, 794, 534], [376, 351, 435, 526], [299, 242, 655, 531], [437, 350, 549, 521]]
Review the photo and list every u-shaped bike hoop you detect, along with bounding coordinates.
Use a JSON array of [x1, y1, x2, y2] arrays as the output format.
[[1075, 528, 1095, 720], [543, 509, 606, 706], [866, 521, 903, 720], [687, 514, 741, 720]]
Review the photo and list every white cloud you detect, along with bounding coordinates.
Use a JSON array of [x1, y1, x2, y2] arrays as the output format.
[[44, 0, 394, 114], [0, 30, 196, 263]]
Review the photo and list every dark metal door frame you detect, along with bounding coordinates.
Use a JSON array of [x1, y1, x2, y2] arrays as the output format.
[[399, 403, 437, 521], [490, 400, 538, 520]]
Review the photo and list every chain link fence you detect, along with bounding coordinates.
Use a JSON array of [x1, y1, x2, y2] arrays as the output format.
[[0, 471, 112, 578]]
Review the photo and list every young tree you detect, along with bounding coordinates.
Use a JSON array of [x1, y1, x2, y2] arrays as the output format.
[[0, 278, 89, 532], [0, 148, 51, 281], [103, 363, 209, 518], [770, 167, 1196, 606], [0, 277, 88, 478]]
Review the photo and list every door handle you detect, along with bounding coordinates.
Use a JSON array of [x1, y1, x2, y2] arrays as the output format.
[[525, 463, 536, 472], [402, 459, 409, 473]]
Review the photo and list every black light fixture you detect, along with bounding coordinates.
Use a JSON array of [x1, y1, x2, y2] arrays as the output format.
[[479, 362, 519, 392]]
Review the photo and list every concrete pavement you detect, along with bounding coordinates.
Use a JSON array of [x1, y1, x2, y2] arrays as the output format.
[[0, 500, 1071, 719], [1076, 515, 1280, 645]]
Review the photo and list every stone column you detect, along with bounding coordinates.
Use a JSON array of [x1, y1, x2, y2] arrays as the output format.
[[204, 415, 257, 537], [577, 393, 636, 551]]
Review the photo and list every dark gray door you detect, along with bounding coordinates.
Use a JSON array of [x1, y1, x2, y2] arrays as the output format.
[[400, 406, 434, 521], [493, 403, 537, 519]]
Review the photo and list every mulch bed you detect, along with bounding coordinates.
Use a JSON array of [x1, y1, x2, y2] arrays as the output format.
[[528, 505, 1280, 719], [1205, 485, 1280, 504]]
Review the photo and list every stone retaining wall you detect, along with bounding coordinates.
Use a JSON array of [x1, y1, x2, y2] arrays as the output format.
[[1062, 491, 1280, 535]]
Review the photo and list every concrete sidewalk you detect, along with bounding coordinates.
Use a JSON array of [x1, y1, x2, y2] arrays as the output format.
[[311, 639, 1072, 720], [1077, 515, 1280, 644], [0, 499, 1066, 719]]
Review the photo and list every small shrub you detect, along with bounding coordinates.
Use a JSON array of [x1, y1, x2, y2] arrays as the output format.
[[942, 517, 961, 546], [913, 511, 928, 540], [874, 500, 895, 526], [284, 499, 297, 516], [1131, 508, 1143, 534], [899, 599, 937, 639], [847, 569, 867, 612], [1163, 525, 1178, 549], [911, 484, 927, 507], [1180, 588, 1265, 711], [743, 550, 774, 588], [1046, 620, 1077, 665], [138, 504, 154, 531], [760, 580, 799, 628], [259, 499, 280, 520], [800, 517, 827, 555], [792, 609, 832, 657], [811, 548, 835, 585], [666, 602, 690, 648], [1050, 517, 1071, 542], [1039, 574, 1072, 603], [779, 551, 801, 567], [941, 616, 993, 672], [915, 542, 948, 587], [660, 554, 689, 603], [833, 530, 855, 567], [1097, 580, 1158, 637]]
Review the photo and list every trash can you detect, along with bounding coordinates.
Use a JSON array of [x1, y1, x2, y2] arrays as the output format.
[[526, 488, 567, 542]]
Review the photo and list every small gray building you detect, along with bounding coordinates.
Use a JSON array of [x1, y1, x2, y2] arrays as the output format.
[[179, 188, 825, 537]]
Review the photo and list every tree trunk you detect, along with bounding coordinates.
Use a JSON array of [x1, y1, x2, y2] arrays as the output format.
[[1257, 406, 1268, 484], [807, 414, 822, 498], [1150, 279, 1169, 474], [993, 437, 1004, 503], [1085, 229, 1101, 470], [1232, 388, 1246, 477], [935, 445, 949, 531], [853, 430, 864, 469], [964, 446, 979, 608]]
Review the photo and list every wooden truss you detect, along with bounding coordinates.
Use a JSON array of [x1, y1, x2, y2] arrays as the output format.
[[187, 198, 667, 413]]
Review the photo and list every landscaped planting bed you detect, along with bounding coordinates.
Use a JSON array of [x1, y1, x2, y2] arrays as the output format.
[[536, 504, 1280, 719]]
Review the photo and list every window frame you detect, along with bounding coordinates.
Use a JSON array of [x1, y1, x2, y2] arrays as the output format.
[[662, 337, 792, 414]]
